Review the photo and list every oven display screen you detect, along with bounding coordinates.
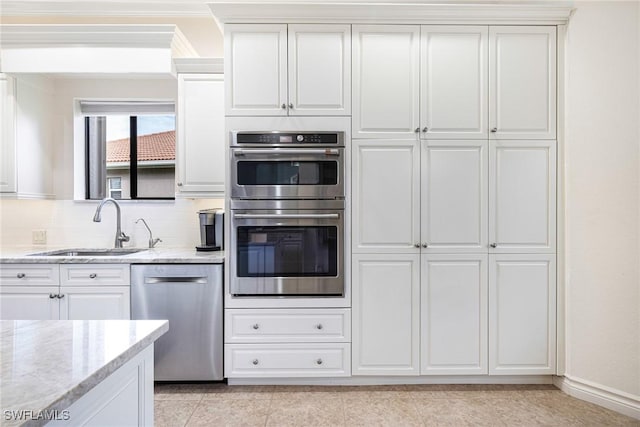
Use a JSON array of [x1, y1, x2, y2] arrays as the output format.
[[279, 135, 292, 143]]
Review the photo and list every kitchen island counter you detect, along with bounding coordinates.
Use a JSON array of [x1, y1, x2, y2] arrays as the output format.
[[1, 319, 168, 427]]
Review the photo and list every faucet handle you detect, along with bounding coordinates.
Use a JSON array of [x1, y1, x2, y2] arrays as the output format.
[[150, 238, 162, 248], [118, 232, 130, 243]]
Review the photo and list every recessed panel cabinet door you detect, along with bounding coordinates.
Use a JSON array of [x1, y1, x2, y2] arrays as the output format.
[[353, 25, 420, 139], [489, 26, 556, 139], [352, 140, 420, 253], [489, 254, 556, 375], [352, 254, 420, 375], [421, 26, 488, 139], [60, 287, 130, 320], [177, 74, 225, 194], [421, 254, 488, 375], [225, 24, 288, 116], [0, 75, 16, 193], [422, 140, 487, 252], [288, 24, 351, 116], [0, 287, 59, 320], [489, 140, 556, 253]]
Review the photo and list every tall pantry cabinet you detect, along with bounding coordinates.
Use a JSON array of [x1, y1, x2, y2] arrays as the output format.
[[352, 25, 557, 376]]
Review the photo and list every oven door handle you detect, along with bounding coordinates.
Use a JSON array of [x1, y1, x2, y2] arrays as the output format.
[[233, 149, 340, 156], [233, 213, 340, 220]]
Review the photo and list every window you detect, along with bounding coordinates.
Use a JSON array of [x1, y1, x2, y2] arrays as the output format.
[[82, 101, 176, 200]]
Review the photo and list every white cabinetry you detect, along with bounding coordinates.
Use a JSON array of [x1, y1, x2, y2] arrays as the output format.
[[489, 254, 556, 374], [352, 25, 420, 138], [421, 254, 487, 375], [421, 26, 488, 139], [352, 254, 420, 375], [0, 264, 130, 320], [225, 24, 350, 116], [489, 140, 556, 253], [0, 74, 16, 193], [224, 308, 351, 378], [489, 26, 556, 139], [176, 73, 225, 196]]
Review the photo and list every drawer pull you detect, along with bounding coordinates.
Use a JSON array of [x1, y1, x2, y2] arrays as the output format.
[[252, 324, 260, 330], [315, 324, 323, 330], [252, 359, 259, 366], [89, 273, 97, 279], [16, 273, 25, 279], [316, 359, 323, 365], [49, 293, 56, 299], [57, 294, 65, 299]]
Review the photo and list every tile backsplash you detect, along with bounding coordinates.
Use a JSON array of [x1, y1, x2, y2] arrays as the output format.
[[0, 198, 224, 249]]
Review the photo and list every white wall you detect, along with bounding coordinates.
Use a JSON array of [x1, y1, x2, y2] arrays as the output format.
[[565, 0, 640, 398]]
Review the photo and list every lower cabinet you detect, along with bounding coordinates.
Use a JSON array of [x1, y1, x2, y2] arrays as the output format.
[[224, 308, 351, 378], [352, 253, 555, 376], [0, 264, 130, 320]]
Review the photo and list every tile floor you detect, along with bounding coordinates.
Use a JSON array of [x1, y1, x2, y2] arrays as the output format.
[[154, 383, 639, 427]]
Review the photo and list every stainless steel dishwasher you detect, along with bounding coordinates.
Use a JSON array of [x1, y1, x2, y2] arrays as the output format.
[[131, 264, 223, 381]]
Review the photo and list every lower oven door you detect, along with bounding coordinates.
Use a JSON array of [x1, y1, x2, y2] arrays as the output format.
[[230, 209, 344, 296]]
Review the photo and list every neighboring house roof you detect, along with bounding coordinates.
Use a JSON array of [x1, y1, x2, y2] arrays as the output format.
[[107, 130, 175, 162]]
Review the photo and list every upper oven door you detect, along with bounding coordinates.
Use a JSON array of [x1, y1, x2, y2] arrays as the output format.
[[230, 147, 345, 200]]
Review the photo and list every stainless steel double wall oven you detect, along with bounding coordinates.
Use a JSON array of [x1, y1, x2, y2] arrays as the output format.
[[230, 131, 345, 297]]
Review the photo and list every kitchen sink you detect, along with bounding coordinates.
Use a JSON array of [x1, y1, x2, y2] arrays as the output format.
[[28, 248, 146, 257]]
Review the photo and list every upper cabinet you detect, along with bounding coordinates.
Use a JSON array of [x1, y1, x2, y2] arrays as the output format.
[[353, 25, 556, 140], [225, 24, 351, 116], [176, 72, 225, 196], [489, 26, 556, 139], [0, 75, 16, 193], [352, 25, 420, 139]]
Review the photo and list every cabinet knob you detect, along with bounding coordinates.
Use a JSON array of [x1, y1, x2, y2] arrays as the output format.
[[89, 273, 97, 279], [57, 294, 65, 299], [422, 127, 428, 132], [49, 293, 56, 299], [491, 128, 498, 133], [490, 243, 497, 248], [422, 243, 428, 248], [252, 324, 259, 330], [414, 243, 420, 248], [281, 103, 286, 109], [177, 182, 183, 187], [315, 324, 323, 330], [414, 127, 420, 133], [316, 359, 323, 365], [16, 273, 25, 279], [288, 103, 294, 109], [252, 359, 259, 365]]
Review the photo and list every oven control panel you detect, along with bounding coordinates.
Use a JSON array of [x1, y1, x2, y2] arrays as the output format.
[[234, 132, 343, 145]]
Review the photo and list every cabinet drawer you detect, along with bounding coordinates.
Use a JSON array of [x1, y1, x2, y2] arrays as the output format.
[[225, 343, 351, 377], [60, 264, 130, 286], [225, 309, 350, 343], [0, 264, 59, 286]]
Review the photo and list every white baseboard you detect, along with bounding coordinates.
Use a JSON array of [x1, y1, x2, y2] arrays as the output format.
[[228, 375, 553, 386], [554, 376, 640, 420]]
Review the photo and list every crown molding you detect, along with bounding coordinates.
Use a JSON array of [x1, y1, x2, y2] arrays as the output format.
[[1, 1, 211, 17], [209, 1, 574, 25], [173, 57, 223, 73]]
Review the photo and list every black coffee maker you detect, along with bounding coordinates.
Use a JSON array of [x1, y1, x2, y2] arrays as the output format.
[[196, 209, 224, 251]]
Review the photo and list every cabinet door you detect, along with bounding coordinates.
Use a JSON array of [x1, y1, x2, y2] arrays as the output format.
[[0, 287, 59, 320], [421, 26, 488, 139], [421, 254, 487, 375], [352, 254, 420, 375], [353, 25, 420, 139], [489, 140, 556, 253], [288, 24, 351, 116], [177, 74, 225, 195], [225, 24, 288, 116], [422, 140, 487, 252], [60, 286, 130, 320], [489, 254, 556, 374], [352, 140, 420, 253], [489, 26, 556, 139], [0, 74, 16, 193]]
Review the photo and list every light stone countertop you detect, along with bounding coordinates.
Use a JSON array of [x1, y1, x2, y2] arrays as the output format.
[[0, 319, 169, 427], [0, 247, 225, 264]]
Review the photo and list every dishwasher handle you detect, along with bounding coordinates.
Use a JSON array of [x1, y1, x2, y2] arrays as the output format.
[[144, 276, 208, 284]]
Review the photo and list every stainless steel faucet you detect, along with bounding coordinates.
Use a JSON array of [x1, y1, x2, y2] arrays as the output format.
[[92, 198, 130, 248], [136, 218, 162, 248]]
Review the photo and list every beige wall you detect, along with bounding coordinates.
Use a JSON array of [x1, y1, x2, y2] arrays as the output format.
[[1, 15, 224, 57], [565, 1, 640, 397]]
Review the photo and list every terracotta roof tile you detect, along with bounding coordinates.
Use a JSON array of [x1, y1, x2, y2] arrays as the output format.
[[107, 130, 175, 163]]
